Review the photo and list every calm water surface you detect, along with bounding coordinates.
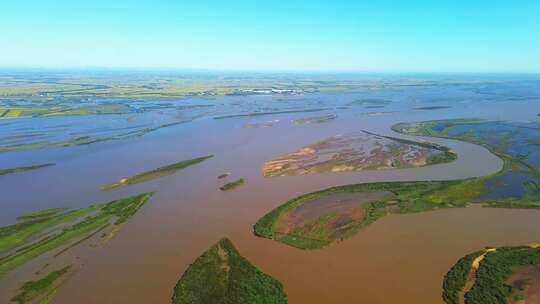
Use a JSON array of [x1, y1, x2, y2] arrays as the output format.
[[1, 89, 539, 303]]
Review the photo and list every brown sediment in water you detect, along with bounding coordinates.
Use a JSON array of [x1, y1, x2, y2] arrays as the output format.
[[1, 106, 515, 304]]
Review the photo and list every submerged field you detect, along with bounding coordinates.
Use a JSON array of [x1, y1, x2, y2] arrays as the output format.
[[0, 193, 153, 303]]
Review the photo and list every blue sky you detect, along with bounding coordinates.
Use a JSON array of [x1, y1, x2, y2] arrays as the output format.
[[1, 1, 539, 72]]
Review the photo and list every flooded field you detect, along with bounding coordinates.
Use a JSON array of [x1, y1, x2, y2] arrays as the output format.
[[1, 77, 540, 303]]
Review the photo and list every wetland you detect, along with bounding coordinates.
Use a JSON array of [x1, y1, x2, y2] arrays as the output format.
[[1, 72, 540, 304]]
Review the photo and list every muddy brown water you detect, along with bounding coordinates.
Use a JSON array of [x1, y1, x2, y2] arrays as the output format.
[[1, 95, 539, 304]]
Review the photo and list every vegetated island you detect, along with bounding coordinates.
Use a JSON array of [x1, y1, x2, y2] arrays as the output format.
[[442, 244, 540, 304], [254, 180, 475, 250], [11, 265, 72, 304], [263, 130, 456, 177], [292, 114, 337, 125], [172, 237, 288, 304], [213, 108, 329, 120], [413, 106, 451, 110], [347, 98, 392, 107], [220, 178, 245, 191], [0, 163, 54, 176], [254, 119, 539, 250], [0, 193, 153, 303], [102, 155, 213, 190]]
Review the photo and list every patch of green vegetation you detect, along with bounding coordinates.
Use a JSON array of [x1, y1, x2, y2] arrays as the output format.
[[16, 208, 67, 221], [220, 178, 245, 191], [11, 265, 71, 304], [445, 246, 540, 304], [414, 106, 451, 110], [214, 108, 329, 120], [466, 247, 540, 303], [172, 237, 287, 304], [102, 155, 213, 190], [254, 180, 473, 249], [348, 99, 392, 106], [292, 114, 336, 125], [442, 251, 484, 304], [393, 119, 540, 208], [0, 193, 153, 276], [0, 163, 54, 176], [0, 206, 99, 253]]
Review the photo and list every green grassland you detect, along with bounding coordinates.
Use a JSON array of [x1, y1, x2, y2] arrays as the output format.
[[219, 178, 245, 191], [0, 192, 154, 276], [0, 163, 54, 176], [172, 237, 287, 304], [102, 155, 213, 190]]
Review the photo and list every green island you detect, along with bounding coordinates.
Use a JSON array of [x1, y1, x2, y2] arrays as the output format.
[[214, 108, 329, 120], [414, 106, 451, 110], [102, 155, 213, 190], [11, 265, 72, 304], [254, 119, 539, 250], [172, 237, 287, 304], [347, 98, 392, 107], [0, 192, 154, 276], [254, 180, 473, 249], [292, 114, 337, 125], [0, 163, 54, 176], [442, 244, 540, 304], [220, 178, 245, 191]]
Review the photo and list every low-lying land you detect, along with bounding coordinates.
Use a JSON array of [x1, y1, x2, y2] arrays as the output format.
[[255, 119, 539, 250], [219, 178, 245, 191], [292, 114, 336, 125], [0, 163, 54, 176], [348, 99, 392, 107], [243, 120, 279, 128], [263, 131, 456, 177], [0, 104, 133, 119], [0, 193, 153, 303], [214, 108, 329, 120], [254, 180, 476, 249], [11, 265, 72, 304], [172, 237, 287, 304], [414, 106, 451, 110], [393, 119, 540, 207], [102, 155, 213, 190], [442, 245, 540, 304]]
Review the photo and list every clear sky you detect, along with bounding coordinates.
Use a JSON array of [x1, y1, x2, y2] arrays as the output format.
[[1, 0, 539, 72]]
